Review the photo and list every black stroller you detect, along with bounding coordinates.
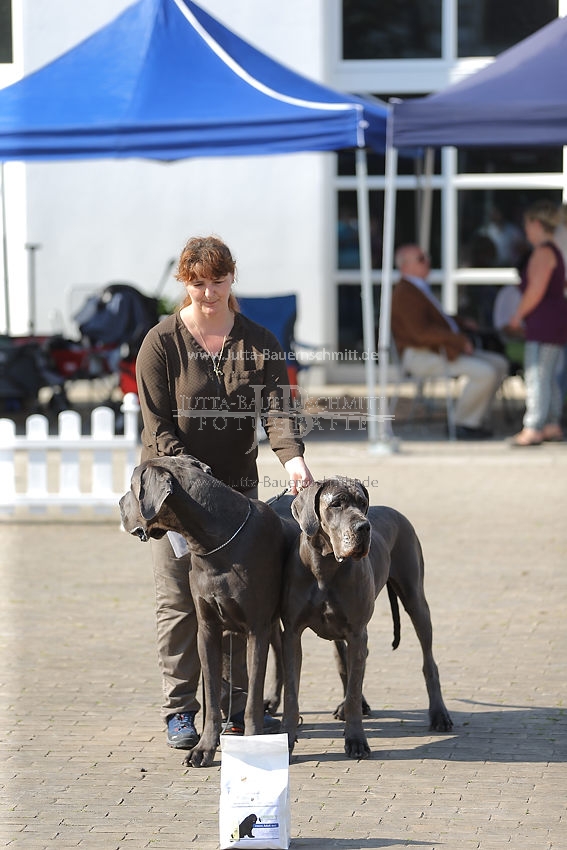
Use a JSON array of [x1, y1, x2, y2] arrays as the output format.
[[62, 282, 161, 398], [0, 335, 66, 413], [33, 282, 161, 413], [1, 273, 167, 415]]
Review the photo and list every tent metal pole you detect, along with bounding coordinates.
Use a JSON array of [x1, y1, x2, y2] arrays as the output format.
[[355, 146, 378, 443], [1, 163, 10, 335], [375, 130, 398, 449], [25, 242, 41, 336], [442, 146, 458, 314], [418, 147, 434, 252]]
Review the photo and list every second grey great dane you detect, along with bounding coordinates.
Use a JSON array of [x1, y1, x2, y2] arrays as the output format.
[[270, 476, 453, 760]]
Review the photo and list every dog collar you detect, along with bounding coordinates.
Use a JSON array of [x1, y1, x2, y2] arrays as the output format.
[[194, 503, 252, 557]]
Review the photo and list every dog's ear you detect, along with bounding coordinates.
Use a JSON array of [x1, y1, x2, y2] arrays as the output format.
[[291, 482, 322, 536], [357, 480, 370, 514], [181, 455, 212, 475], [133, 463, 174, 520]]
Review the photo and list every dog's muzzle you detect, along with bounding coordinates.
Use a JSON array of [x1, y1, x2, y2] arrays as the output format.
[[339, 519, 371, 560], [131, 526, 150, 542]]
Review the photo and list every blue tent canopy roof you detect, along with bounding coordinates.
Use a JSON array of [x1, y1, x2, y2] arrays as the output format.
[[0, 0, 389, 161], [392, 15, 567, 149]]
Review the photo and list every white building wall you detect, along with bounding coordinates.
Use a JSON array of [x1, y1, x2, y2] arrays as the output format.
[[4, 0, 333, 362]]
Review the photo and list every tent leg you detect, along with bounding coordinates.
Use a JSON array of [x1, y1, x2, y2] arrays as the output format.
[[418, 147, 434, 253], [374, 123, 399, 452], [355, 147, 379, 444], [25, 242, 41, 336], [1, 163, 10, 335]]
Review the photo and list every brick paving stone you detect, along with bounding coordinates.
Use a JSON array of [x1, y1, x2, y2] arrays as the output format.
[[1, 435, 566, 848]]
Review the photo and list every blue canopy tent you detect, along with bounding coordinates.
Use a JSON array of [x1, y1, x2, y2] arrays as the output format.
[[0, 0, 389, 160], [371, 15, 567, 448], [0, 0, 389, 440]]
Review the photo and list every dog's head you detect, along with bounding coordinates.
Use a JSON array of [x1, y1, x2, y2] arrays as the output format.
[[291, 476, 371, 561], [119, 455, 212, 541]]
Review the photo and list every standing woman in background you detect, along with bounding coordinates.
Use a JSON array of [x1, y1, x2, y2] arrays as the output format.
[[508, 200, 567, 446], [135, 235, 313, 748]]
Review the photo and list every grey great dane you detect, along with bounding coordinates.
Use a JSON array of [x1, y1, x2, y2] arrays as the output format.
[[271, 476, 453, 760], [119, 455, 294, 768]]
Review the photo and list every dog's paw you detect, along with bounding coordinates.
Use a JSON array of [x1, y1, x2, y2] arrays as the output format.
[[344, 736, 371, 760], [184, 746, 217, 768], [429, 706, 453, 732], [287, 739, 297, 763], [280, 725, 298, 753], [263, 695, 281, 716], [333, 696, 371, 721], [333, 700, 345, 721]]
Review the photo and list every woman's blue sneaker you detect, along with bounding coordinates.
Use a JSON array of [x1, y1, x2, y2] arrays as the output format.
[[166, 712, 199, 748], [226, 709, 281, 735]]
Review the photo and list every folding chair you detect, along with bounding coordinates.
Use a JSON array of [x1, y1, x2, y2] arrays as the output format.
[[237, 293, 318, 388], [238, 293, 311, 444], [389, 341, 457, 440]]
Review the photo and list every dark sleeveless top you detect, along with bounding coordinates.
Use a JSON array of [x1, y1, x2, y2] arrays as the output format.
[[520, 241, 567, 345]]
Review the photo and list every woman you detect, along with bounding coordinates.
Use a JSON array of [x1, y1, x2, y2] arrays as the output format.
[[508, 200, 567, 446], [135, 235, 313, 748]]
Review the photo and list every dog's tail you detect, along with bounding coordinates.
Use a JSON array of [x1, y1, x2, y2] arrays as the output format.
[[387, 581, 401, 650]]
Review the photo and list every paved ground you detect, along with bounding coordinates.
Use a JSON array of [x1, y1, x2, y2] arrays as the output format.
[[1, 417, 566, 849]]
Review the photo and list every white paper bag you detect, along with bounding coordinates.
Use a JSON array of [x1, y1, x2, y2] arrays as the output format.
[[219, 733, 290, 850], [167, 530, 190, 558]]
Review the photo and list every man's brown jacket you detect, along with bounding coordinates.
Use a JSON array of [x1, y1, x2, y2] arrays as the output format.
[[391, 277, 470, 362]]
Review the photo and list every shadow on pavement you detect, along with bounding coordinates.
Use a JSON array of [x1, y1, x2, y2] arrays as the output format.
[[291, 703, 566, 764], [292, 840, 432, 848]]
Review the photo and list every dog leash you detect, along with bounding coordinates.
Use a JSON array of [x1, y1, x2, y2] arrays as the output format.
[[265, 487, 292, 505]]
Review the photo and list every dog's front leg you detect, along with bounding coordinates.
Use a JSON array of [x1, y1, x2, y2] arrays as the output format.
[[185, 618, 223, 768], [280, 625, 303, 754], [343, 629, 371, 759], [244, 629, 270, 735]]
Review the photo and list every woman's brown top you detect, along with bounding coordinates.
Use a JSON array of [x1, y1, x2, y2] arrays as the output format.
[[135, 311, 304, 491]]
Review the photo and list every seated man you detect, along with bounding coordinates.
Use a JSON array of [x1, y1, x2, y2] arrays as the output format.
[[391, 244, 509, 440]]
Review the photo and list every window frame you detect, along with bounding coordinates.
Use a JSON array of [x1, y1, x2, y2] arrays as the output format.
[[326, 0, 567, 368]]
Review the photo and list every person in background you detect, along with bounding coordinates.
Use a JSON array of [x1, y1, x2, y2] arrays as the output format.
[[391, 244, 509, 440], [553, 203, 567, 273], [484, 206, 525, 268], [135, 235, 313, 748], [553, 203, 567, 403], [507, 200, 567, 446]]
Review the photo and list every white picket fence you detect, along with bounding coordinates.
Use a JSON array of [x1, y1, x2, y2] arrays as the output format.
[[0, 393, 141, 516]]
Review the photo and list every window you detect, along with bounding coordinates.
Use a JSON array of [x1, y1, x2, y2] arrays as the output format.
[[342, 0, 558, 61], [342, 0, 442, 60], [338, 190, 441, 270], [337, 191, 383, 270], [457, 0, 557, 57], [0, 0, 12, 64], [458, 147, 563, 175], [337, 190, 442, 354], [337, 284, 381, 354], [457, 189, 562, 269], [336, 2, 564, 373]]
